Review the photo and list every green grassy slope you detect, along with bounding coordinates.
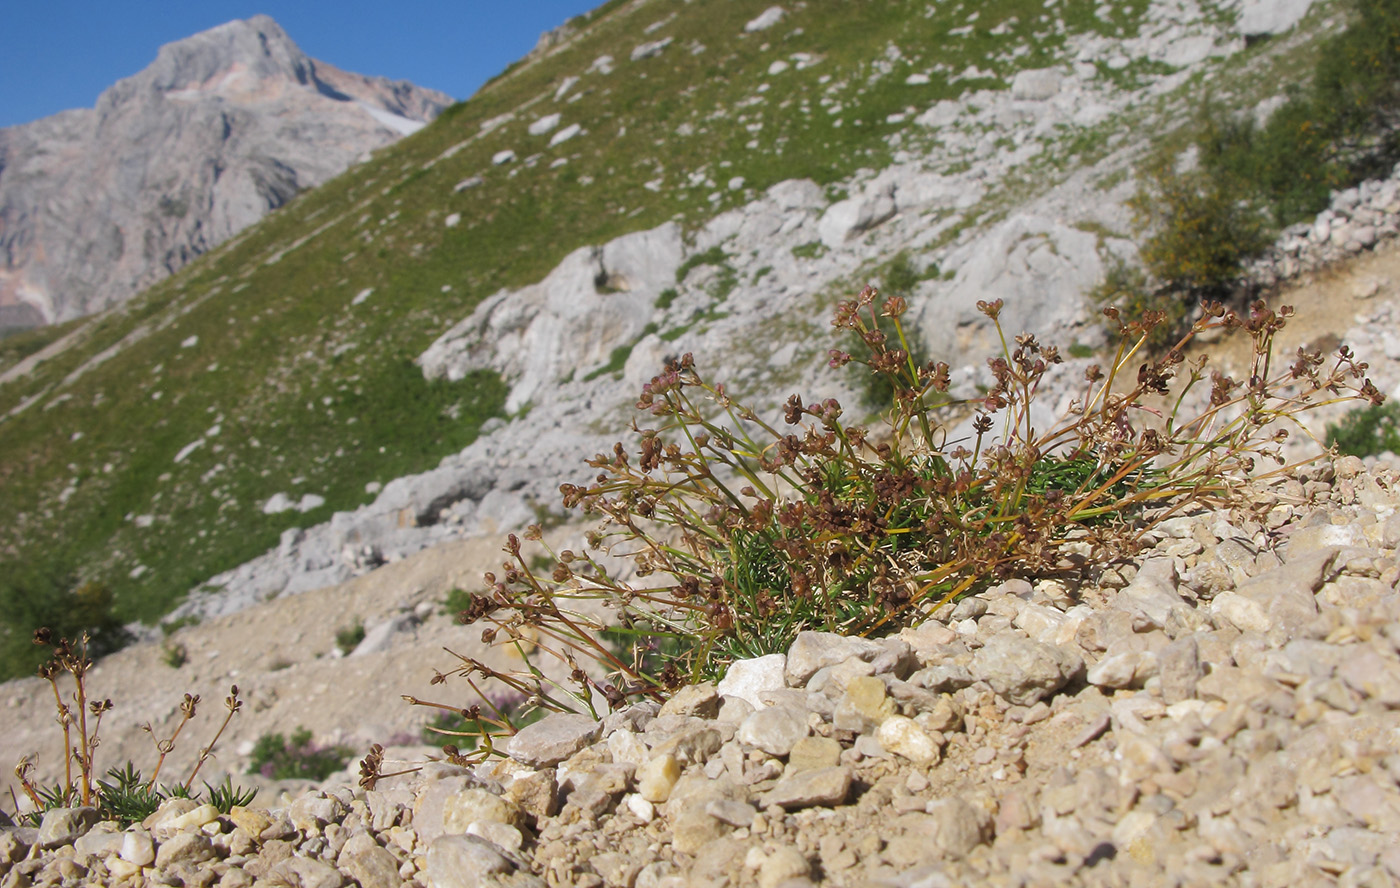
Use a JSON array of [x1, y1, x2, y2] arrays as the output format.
[[0, 0, 1320, 649]]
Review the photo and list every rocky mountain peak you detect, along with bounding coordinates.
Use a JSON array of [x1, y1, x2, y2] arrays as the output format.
[[0, 16, 452, 328], [148, 15, 311, 92]]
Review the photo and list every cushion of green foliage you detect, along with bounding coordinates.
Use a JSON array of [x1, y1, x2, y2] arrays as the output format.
[[247, 727, 352, 781], [335, 621, 366, 655], [1327, 402, 1400, 457], [1127, 153, 1271, 298]]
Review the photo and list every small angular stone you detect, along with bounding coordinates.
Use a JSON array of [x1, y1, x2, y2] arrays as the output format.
[[227, 805, 273, 837], [0, 830, 28, 863], [499, 766, 558, 821], [467, 820, 523, 854], [504, 712, 602, 768], [637, 754, 682, 803], [649, 724, 723, 764], [971, 632, 1083, 706], [758, 846, 810, 888], [289, 795, 344, 834], [705, 799, 756, 827], [718, 654, 788, 709], [762, 766, 852, 809], [142, 797, 200, 832], [834, 675, 895, 732], [426, 835, 512, 888], [591, 851, 642, 888], [787, 736, 842, 772], [268, 857, 344, 888], [913, 663, 975, 693], [36, 807, 98, 849], [443, 787, 522, 832], [876, 715, 939, 763], [919, 798, 992, 858], [1337, 647, 1400, 706], [737, 706, 810, 757], [1157, 636, 1203, 704], [120, 830, 155, 866], [337, 832, 402, 888], [72, 823, 122, 857], [154, 832, 216, 869], [607, 729, 648, 766], [658, 682, 720, 719], [671, 806, 734, 854], [1285, 523, 1368, 558], [1087, 651, 1151, 689], [785, 632, 884, 685], [1110, 559, 1196, 631], [886, 799, 991, 865]]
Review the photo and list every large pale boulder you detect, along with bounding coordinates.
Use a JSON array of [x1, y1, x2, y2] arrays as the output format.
[[912, 214, 1104, 360], [1011, 69, 1063, 101], [417, 222, 684, 413], [1237, 0, 1315, 37], [818, 185, 897, 249]]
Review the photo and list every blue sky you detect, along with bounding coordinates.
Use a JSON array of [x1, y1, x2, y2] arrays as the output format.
[[1, 2, 602, 128]]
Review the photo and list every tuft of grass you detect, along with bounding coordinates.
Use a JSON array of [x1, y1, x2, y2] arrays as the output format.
[[406, 289, 1381, 757], [160, 615, 201, 638], [675, 247, 729, 284], [582, 345, 637, 383], [791, 241, 828, 260], [441, 587, 475, 617], [162, 642, 188, 669], [582, 323, 660, 382], [247, 727, 352, 781], [335, 620, 366, 656]]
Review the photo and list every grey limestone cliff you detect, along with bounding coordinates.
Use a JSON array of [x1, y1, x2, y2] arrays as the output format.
[[0, 14, 451, 327]]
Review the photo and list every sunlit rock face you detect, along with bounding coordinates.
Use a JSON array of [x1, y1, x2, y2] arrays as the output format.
[[0, 14, 451, 327]]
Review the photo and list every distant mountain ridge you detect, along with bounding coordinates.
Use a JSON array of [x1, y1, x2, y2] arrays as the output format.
[[0, 14, 451, 328]]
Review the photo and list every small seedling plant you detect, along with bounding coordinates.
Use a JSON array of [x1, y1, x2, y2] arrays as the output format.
[[10, 630, 255, 826], [382, 290, 1381, 771]]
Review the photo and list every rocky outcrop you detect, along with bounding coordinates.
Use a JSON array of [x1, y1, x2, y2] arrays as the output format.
[[418, 223, 685, 415], [0, 15, 451, 325], [1250, 169, 1400, 287]]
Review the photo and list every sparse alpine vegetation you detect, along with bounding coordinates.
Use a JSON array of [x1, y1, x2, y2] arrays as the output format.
[[12, 631, 254, 826]]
